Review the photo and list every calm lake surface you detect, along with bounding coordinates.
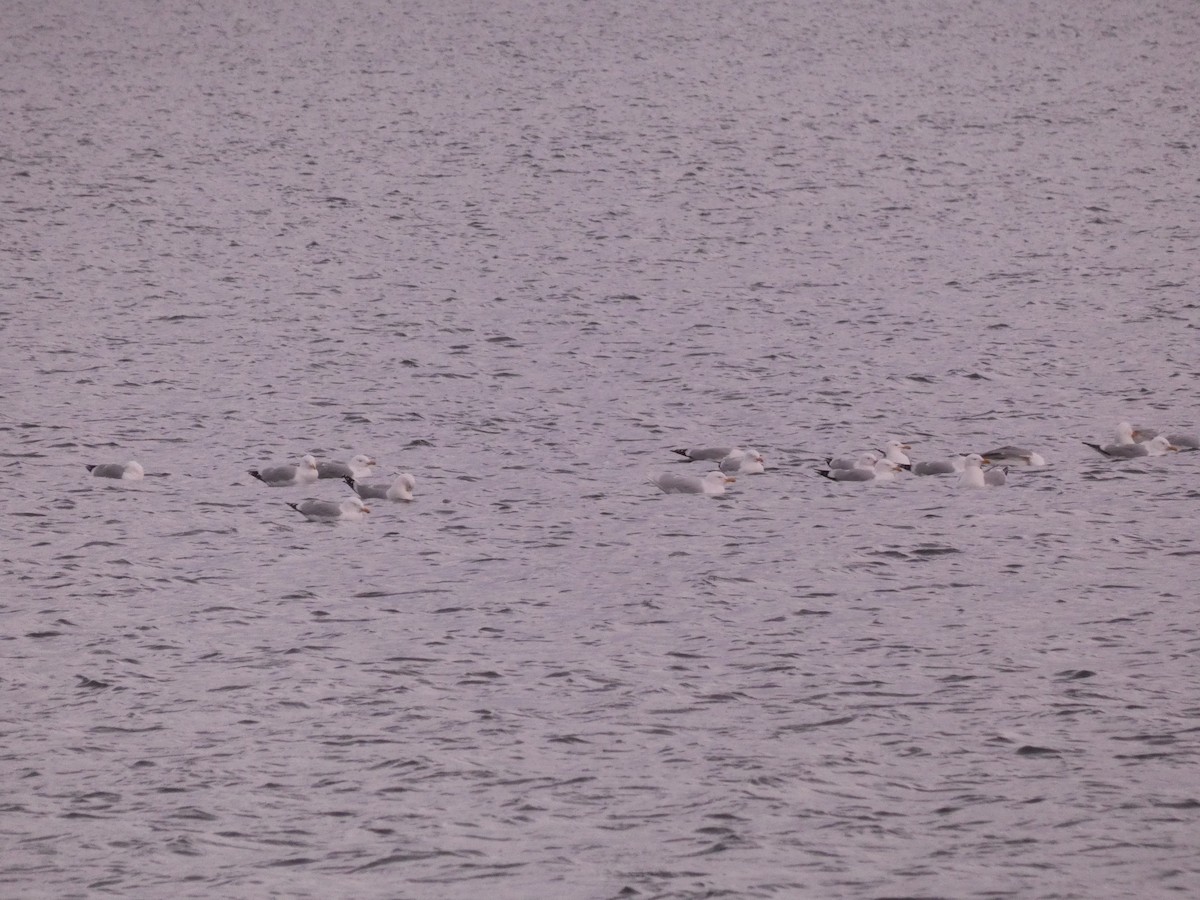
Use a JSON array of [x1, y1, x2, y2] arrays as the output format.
[[3, 1, 1199, 897]]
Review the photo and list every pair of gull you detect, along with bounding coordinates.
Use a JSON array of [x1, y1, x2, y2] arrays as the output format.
[[821, 440, 1022, 488], [650, 446, 766, 496], [1082, 421, 1199, 459], [247, 453, 416, 521]]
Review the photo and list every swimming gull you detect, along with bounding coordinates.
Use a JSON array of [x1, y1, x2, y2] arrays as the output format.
[[317, 454, 377, 480], [1082, 434, 1178, 459], [287, 496, 371, 522], [1130, 426, 1198, 449], [672, 446, 740, 462], [1113, 422, 1138, 445], [825, 451, 880, 471], [719, 448, 765, 475], [910, 455, 967, 476], [86, 461, 144, 480], [977, 446, 1046, 467], [344, 473, 416, 502], [818, 459, 902, 482], [957, 454, 987, 488], [879, 440, 912, 465], [250, 454, 320, 487], [984, 465, 1009, 487], [651, 470, 736, 495]]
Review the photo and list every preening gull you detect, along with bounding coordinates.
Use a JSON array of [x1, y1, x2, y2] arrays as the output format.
[[957, 454, 987, 488], [977, 446, 1046, 467], [651, 470, 735, 495], [344, 473, 416, 502], [250, 455, 319, 487], [1131, 426, 1199, 449], [825, 451, 880, 471], [879, 440, 912, 465], [818, 459, 902, 482], [317, 454, 377, 480], [287, 496, 371, 522], [672, 446, 739, 462], [1114, 422, 1138, 445], [86, 461, 144, 480], [720, 448, 765, 475], [1083, 434, 1178, 459]]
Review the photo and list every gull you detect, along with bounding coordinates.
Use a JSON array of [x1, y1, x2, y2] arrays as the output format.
[[910, 456, 967, 476], [984, 465, 1009, 487], [344, 473, 416, 502], [977, 446, 1046, 467], [249, 455, 319, 486], [316, 453, 377, 480], [957, 454, 987, 488], [1083, 434, 1178, 459], [817, 459, 902, 482], [287, 496, 371, 522], [86, 461, 144, 480], [825, 451, 880, 471], [879, 440, 912, 465], [651, 471, 736, 495], [672, 446, 740, 462], [719, 448, 765, 475], [1131, 426, 1199, 449], [1113, 422, 1138, 445]]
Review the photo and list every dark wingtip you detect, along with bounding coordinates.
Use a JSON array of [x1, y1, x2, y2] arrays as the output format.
[[343, 475, 356, 488], [817, 469, 834, 480], [85, 464, 96, 473], [286, 502, 300, 512], [671, 448, 689, 458], [1081, 442, 1105, 456], [249, 469, 264, 482], [899, 463, 912, 471]]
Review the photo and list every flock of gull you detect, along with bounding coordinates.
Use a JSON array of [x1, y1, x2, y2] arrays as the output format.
[[83, 422, 1196, 513], [86, 453, 414, 522], [648, 421, 1198, 496]]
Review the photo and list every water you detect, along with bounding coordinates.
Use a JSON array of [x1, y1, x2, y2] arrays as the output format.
[[3, 0, 1199, 897]]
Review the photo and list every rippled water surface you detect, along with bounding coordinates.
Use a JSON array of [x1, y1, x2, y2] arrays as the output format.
[[4, 1, 1200, 897]]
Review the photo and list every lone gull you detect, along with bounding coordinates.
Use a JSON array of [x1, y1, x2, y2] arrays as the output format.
[[651, 471, 736, 495], [287, 496, 371, 522], [344, 473, 416, 502], [86, 461, 144, 481], [250, 455, 319, 487]]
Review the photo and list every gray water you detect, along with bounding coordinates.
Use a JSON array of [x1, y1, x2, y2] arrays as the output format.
[[3, 0, 1200, 897]]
